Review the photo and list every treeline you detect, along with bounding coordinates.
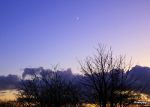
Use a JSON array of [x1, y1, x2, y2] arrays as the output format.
[[16, 46, 145, 107], [18, 67, 82, 107], [0, 45, 146, 107]]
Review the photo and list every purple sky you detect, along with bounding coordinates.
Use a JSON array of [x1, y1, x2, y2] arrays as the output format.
[[0, 0, 150, 75]]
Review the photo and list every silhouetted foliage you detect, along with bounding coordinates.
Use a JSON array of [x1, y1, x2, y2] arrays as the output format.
[[80, 45, 142, 107], [18, 67, 81, 107]]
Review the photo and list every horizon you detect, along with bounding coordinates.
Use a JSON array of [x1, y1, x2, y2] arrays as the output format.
[[1, 65, 150, 102], [1, 1, 150, 105]]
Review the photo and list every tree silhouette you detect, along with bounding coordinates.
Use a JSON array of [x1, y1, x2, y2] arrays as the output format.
[[18, 67, 81, 107], [80, 45, 141, 107]]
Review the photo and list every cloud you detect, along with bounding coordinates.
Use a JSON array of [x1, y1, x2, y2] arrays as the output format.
[[22, 67, 75, 82], [22, 67, 43, 79], [0, 65, 150, 94], [128, 65, 150, 94], [0, 74, 20, 90]]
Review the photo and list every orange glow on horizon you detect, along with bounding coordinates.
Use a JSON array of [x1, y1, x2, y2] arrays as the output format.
[[0, 90, 17, 101]]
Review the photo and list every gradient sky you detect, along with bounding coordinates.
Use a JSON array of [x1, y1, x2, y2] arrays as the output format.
[[0, 0, 150, 75]]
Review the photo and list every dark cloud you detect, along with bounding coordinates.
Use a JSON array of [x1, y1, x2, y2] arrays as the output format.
[[0, 74, 20, 90], [22, 67, 43, 79], [22, 67, 75, 81], [129, 65, 150, 94], [0, 65, 150, 93]]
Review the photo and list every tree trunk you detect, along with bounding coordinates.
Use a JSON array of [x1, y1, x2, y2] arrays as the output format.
[[102, 99, 107, 107]]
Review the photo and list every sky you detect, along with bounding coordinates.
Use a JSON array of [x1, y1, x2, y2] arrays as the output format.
[[0, 0, 150, 75]]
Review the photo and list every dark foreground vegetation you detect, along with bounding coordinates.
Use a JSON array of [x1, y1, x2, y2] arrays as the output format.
[[0, 45, 149, 107]]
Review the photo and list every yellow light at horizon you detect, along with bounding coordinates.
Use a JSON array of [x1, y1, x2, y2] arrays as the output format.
[[0, 90, 17, 101]]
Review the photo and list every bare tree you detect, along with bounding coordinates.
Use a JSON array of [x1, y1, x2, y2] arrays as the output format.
[[80, 45, 140, 107], [18, 67, 81, 107]]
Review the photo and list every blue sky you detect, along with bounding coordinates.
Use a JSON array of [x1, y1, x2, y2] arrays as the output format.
[[0, 0, 150, 75]]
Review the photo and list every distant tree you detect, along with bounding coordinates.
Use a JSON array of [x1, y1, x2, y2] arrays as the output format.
[[80, 45, 141, 107], [17, 67, 81, 107], [17, 74, 41, 107]]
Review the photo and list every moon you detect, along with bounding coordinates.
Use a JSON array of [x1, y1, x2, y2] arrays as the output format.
[[76, 17, 80, 21]]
